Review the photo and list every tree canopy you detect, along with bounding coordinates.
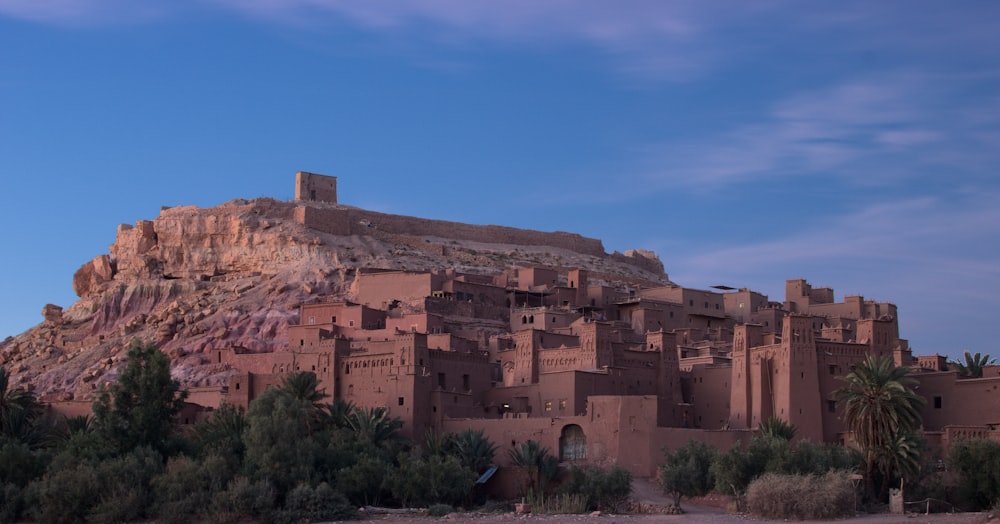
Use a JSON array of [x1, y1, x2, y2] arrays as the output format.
[[92, 339, 188, 454]]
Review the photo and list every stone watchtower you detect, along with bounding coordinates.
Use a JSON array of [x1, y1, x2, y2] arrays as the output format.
[[295, 172, 338, 203]]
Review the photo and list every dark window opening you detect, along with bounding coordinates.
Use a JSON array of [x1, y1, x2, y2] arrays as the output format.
[[934, 396, 942, 409]]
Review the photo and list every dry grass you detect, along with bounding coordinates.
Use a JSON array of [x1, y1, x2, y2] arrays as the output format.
[[746, 471, 855, 520]]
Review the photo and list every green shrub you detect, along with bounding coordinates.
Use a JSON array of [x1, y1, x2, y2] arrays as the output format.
[[0, 483, 25, 524], [711, 436, 861, 497], [0, 438, 46, 488], [27, 461, 100, 524], [746, 471, 855, 520], [87, 447, 163, 524], [559, 464, 632, 512], [151, 454, 236, 524], [948, 438, 1000, 510], [336, 453, 391, 505], [274, 482, 358, 523], [211, 475, 276, 523], [386, 451, 475, 507]]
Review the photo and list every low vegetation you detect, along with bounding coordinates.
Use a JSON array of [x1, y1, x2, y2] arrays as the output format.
[[0, 340, 636, 522], [746, 471, 855, 520]]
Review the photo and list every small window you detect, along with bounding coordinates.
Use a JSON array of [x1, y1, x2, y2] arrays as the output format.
[[349, 320, 354, 327], [827, 400, 836, 413], [934, 396, 942, 409], [545, 401, 552, 412], [559, 399, 567, 410], [438, 372, 446, 388], [829, 364, 837, 375], [398, 396, 404, 406]]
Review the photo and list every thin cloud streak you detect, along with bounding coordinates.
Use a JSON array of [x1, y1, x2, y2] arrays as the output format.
[[639, 71, 1000, 189]]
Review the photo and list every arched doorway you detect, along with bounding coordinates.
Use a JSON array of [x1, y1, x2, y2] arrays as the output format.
[[560, 424, 586, 461]]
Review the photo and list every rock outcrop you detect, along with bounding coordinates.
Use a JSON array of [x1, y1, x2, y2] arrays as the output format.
[[0, 197, 669, 401]]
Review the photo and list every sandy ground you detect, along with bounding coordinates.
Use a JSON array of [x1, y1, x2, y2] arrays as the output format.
[[353, 479, 993, 524]]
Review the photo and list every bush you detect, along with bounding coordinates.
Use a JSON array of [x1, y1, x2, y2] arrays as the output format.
[[87, 447, 163, 524], [26, 461, 100, 524], [427, 503, 453, 517], [948, 438, 1000, 510], [746, 471, 855, 520], [0, 483, 25, 524], [386, 451, 475, 507], [711, 436, 862, 497], [559, 464, 632, 512], [274, 482, 358, 523], [211, 476, 276, 523], [151, 454, 236, 523]]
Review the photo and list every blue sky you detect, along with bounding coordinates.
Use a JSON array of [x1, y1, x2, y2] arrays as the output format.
[[1, 1, 997, 360]]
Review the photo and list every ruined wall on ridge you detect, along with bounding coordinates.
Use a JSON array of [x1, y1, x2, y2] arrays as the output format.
[[295, 205, 607, 257]]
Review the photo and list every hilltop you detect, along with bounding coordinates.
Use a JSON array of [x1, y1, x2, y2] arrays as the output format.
[[0, 192, 669, 401]]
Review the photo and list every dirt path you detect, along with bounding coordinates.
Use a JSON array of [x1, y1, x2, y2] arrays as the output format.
[[356, 479, 992, 524]]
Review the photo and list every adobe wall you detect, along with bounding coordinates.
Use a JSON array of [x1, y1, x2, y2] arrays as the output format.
[[916, 373, 1000, 430], [294, 205, 608, 257], [686, 365, 732, 429]]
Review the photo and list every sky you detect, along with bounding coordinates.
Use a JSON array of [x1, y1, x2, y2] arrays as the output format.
[[1, 1, 998, 361]]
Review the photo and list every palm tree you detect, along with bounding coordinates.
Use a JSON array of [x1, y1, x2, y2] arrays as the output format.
[[445, 428, 498, 474], [0, 366, 44, 444], [949, 351, 996, 378], [192, 403, 246, 460], [321, 398, 356, 430], [280, 371, 329, 406], [835, 354, 924, 499], [758, 417, 797, 441], [508, 440, 559, 496], [280, 371, 329, 433], [346, 406, 404, 449]]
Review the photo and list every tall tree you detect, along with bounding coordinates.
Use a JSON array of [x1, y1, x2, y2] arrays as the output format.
[[92, 339, 187, 454], [835, 354, 924, 499], [659, 439, 716, 510], [949, 351, 996, 378]]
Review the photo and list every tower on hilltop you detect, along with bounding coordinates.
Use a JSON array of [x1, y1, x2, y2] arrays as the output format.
[[295, 172, 338, 203]]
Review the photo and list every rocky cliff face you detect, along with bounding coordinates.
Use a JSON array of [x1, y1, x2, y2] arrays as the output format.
[[0, 197, 669, 401]]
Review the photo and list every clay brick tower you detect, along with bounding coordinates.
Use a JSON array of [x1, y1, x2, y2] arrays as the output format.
[[729, 323, 763, 429], [857, 318, 896, 360], [568, 269, 588, 307], [778, 315, 823, 441], [295, 172, 338, 203], [647, 330, 683, 425]]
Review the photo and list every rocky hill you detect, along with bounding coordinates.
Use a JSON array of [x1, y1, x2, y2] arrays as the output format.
[[0, 197, 670, 402]]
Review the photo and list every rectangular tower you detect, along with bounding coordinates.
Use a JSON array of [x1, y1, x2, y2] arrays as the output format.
[[295, 172, 338, 203]]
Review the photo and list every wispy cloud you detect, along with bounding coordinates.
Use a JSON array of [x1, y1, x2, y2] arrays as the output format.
[[636, 70, 1000, 189], [659, 191, 1000, 354], [0, 0, 170, 26]]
